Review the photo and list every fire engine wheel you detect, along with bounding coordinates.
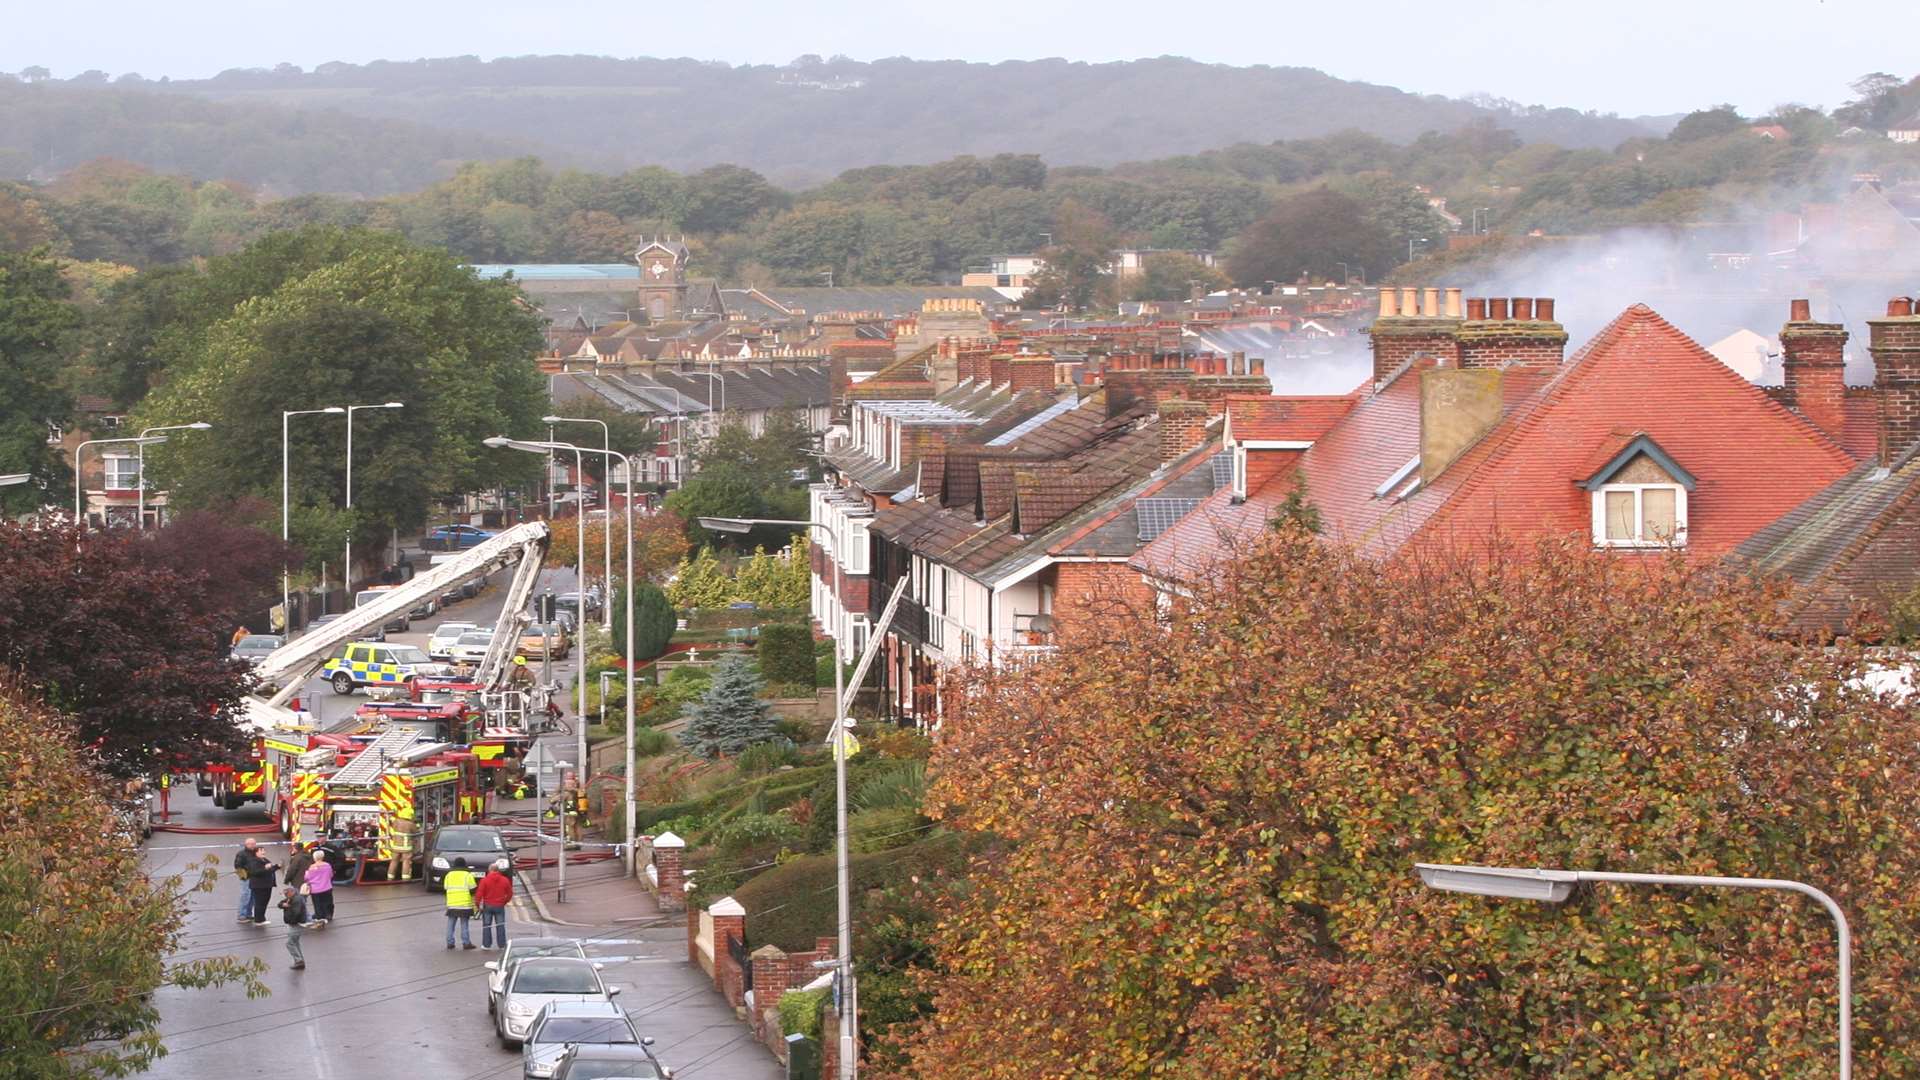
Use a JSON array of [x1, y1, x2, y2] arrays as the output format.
[[195, 776, 213, 796], [219, 793, 241, 810], [278, 803, 291, 838], [331, 672, 356, 695]]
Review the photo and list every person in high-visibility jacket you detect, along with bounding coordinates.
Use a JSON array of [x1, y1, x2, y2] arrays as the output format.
[[442, 858, 478, 950], [387, 806, 417, 882]]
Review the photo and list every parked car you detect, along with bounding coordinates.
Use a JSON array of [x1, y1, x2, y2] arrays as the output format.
[[354, 588, 412, 635], [319, 642, 452, 694], [426, 524, 496, 551], [428, 622, 479, 661], [551, 1041, 673, 1080], [424, 823, 510, 891], [460, 576, 487, 599], [496, 957, 620, 1047], [522, 1002, 643, 1079], [448, 631, 495, 666], [485, 938, 590, 1016], [230, 634, 285, 666], [517, 625, 571, 661]]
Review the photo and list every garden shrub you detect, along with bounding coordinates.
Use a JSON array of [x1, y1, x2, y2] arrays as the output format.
[[779, 987, 828, 1039], [757, 623, 816, 687]]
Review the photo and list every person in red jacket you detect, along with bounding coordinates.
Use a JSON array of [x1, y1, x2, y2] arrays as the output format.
[[475, 859, 514, 949]]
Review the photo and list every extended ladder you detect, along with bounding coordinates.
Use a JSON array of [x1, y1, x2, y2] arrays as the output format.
[[326, 729, 422, 787]]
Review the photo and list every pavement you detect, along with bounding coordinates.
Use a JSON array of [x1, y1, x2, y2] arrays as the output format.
[[139, 578, 780, 1080]]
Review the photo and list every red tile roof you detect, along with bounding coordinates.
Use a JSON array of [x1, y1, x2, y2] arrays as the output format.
[[1224, 394, 1357, 443], [1134, 304, 1861, 581]]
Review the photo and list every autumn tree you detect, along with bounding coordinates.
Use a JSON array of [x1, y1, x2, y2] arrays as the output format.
[[0, 247, 78, 515], [1226, 187, 1396, 286], [0, 678, 266, 1079], [0, 520, 256, 776], [546, 508, 690, 584], [136, 497, 301, 626], [905, 530, 1920, 1078]]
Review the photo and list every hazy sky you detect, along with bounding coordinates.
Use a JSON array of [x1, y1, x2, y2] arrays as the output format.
[[2, 0, 1905, 117]]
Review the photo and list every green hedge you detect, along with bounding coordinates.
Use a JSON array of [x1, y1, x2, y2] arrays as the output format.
[[757, 623, 815, 687], [734, 832, 966, 952], [778, 986, 828, 1039], [633, 763, 835, 834]]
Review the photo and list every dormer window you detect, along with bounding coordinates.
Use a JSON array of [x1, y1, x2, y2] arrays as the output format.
[[1581, 434, 1694, 549]]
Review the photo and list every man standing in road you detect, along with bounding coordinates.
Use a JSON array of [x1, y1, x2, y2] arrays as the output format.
[[242, 843, 280, 924], [442, 857, 478, 950], [386, 806, 416, 882], [277, 885, 308, 970], [475, 859, 513, 950], [232, 838, 261, 921]]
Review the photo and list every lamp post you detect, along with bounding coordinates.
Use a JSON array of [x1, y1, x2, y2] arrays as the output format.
[[699, 514, 852, 1080], [1416, 862, 1851, 1079], [345, 402, 405, 595], [283, 407, 346, 630], [136, 422, 211, 530], [75, 435, 170, 527], [1409, 236, 1429, 263], [544, 414, 613, 629], [487, 436, 640, 877], [0, 474, 30, 487]]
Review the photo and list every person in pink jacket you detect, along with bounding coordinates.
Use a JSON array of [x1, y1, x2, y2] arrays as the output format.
[[303, 845, 335, 927]]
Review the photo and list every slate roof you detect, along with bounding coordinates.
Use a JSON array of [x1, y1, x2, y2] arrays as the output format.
[[646, 365, 831, 413], [724, 286, 1010, 320]]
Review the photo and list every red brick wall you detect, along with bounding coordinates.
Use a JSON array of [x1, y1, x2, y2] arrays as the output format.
[[1051, 561, 1155, 641], [1870, 315, 1920, 459], [1367, 318, 1460, 385], [1781, 321, 1848, 443], [989, 354, 1013, 386], [1157, 399, 1210, 462], [1009, 357, 1056, 393]]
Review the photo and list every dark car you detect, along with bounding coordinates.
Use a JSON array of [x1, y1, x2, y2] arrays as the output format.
[[426, 524, 496, 551], [230, 634, 285, 666], [354, 589, 412, 635], [425, 824, 511, 891], [551, 1040, 672, 1080]]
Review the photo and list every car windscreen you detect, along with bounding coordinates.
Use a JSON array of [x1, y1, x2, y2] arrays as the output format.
[[531, 1018, 635, 1045], [434, 625, 476, 638], [436, 831, 506, 852], [355, 590, 386, 607], [559, 1061, 660, 1080], [512, 962, 601, 994], [509, 943, 585, 963], [388, 646, 432, 665], [238, 636, 281, 650]]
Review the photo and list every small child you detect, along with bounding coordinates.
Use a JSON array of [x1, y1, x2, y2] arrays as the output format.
[[277, 885, 308, 970]]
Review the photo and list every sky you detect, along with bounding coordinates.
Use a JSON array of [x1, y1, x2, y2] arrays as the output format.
[[1, 0, 1908, 117]]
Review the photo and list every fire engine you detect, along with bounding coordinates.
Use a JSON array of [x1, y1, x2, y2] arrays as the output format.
[[198, 521, 554, 813]]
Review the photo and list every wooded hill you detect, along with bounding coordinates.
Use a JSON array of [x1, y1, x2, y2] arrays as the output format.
[[1, 55, 1658, 192]]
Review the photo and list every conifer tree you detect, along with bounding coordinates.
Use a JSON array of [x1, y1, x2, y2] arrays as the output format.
[[679, 654, 776, 758]]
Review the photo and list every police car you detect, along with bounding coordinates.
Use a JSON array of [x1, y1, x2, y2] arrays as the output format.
[[320, 642, 454, 695]]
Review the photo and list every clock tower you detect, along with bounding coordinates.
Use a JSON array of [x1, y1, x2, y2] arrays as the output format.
[[635, 236, 690, 322]]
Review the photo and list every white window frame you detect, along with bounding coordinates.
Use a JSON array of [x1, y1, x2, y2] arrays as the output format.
[[103, 454, 140, 491], [1231, 446, 1248, 501], [1590, 484, 1688, 548]]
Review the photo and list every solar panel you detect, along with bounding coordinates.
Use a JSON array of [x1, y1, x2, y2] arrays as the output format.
[[1210, 453, 1232, 489], [1136, 497, 1202, 541]]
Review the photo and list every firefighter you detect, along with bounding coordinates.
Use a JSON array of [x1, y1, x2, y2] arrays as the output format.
[[511, 775, 529, 800], [386, 805, 417, 882]]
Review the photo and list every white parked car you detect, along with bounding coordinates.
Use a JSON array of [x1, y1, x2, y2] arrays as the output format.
[[448, 631, 496, 666], [495, 957, 619, 1047], [427, 622, 479, 660], [485, 938, 590, 1016]]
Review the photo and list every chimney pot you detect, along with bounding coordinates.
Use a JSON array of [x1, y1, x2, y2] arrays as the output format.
[[1488, 298, 1510, 320], [1466, 297, 1488, 320], [1379, 290, 1397, 317], [1400, 287, 1418, 315], [1790, 298, 1813, 322], [1535, 298, 1555, 322], [1890, 297, 1915, 318], [1422, 287, 1440, 317], [1444, 287, 1463, 318], [1511, 297, 1534, 321]]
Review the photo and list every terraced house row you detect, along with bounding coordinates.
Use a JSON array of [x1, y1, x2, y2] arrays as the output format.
[[812, 288, 1920, 723]]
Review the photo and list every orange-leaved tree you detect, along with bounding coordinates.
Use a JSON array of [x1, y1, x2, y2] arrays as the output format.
[[903, 529, 1920, 1078], [546, 508, 690, 586]]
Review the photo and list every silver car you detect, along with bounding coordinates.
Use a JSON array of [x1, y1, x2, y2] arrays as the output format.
[[485, 937, 590, 1015], [496, 957, 619, 1047], [449, 631, 495, 666], [427, 622, 479, 660], [521, 1001, 640, 1079]]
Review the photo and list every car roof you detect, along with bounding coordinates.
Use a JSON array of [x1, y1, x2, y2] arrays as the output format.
[[562, 1043, 657, 1060], [436, 824, 500, 834], [537, 1000, 627, 1020], [435, 622, 478, 631]]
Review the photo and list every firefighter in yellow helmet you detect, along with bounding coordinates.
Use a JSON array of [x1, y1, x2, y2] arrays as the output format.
[[387, 805, 417, 882]]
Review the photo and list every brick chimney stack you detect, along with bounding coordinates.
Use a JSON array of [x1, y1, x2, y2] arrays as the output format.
[[1456, 296, 1568, 369], [1870, 296, 1920, 463], [1366, 285, 1461, 386], [1157, 398, 1210, 462], [1009, 356, 1056, 393], [1779, 298, 1849, 444]]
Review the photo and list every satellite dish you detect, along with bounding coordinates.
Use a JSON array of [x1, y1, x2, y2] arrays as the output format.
[[1029, 614, 1057, 635]]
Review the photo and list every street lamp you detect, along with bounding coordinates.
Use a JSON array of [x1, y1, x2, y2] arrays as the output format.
[[345, 402, 405, 595], [136, 422, 211, 530], [283, 407, 346, 630], [74, 434, 170, 527], [488, 435, 640, 877], [545, 414, 613, 629], [699, 514, 853, 1080], [1408, 236, 1430, 263], [1416, 862, 1852, 1078], [0, 474, 29, 487]]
